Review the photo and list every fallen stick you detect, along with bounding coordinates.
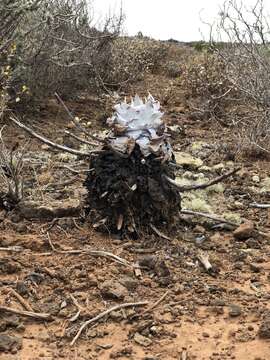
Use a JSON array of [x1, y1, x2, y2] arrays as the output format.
[[65, 130, 99, 147], [249, 202, 270, 209], [141, 291, 169, 316], [164, 167, 240, 192], [150, 224, 171, 240], [47, 233, 133, 267], [0, 305, 51, 320], [71, 301, 148, 346], [10, 116, 92, 157], [7, 287, 33, 312], [0, 246, 24, 252], [181, 209, 238, 227]]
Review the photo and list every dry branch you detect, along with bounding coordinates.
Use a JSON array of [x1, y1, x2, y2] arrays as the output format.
[[181, 209, 237, 226], [7, 287, 33, 312], [141, 291, 169, 316], [164, 167, 240, 192], [10, 116, 91, 157], [249, 202, 270, 209], [47, 233, 134, 268], [64, 130, 99, 147], [0, 305, 51, 320], [71, 301, 148, 345]]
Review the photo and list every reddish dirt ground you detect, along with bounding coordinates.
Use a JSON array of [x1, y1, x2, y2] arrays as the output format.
[[1, 72, 270, 360]]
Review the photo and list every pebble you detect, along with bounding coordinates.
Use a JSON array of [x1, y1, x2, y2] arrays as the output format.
[[228, 304, 242, 317]]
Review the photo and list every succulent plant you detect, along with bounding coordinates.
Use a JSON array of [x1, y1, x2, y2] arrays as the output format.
[[107, 94, 172, 160], [85, 94, 181, 235]]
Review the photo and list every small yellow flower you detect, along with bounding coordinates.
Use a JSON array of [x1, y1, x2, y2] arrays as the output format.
[[22, 85, 28, 92]]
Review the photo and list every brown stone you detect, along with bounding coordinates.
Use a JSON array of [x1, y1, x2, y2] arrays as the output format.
[[99, 279, 128, 300], [233, 221, 254, 240]]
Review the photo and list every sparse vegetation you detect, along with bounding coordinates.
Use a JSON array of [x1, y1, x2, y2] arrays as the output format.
[[1, 2, 270, 359]]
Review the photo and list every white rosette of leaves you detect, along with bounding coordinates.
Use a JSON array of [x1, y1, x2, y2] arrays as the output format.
[[107, 94, 172, 160]]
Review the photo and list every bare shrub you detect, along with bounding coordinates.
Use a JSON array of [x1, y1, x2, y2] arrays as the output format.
[[0, 127, 26, 209], [210, 0, 270, 154], [181, 53, 235, 122]]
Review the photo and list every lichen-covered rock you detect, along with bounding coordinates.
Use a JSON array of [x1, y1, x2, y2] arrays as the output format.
[[174, 152, 203, 170]]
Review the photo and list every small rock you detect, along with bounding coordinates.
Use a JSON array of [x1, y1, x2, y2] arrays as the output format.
[[0, 334, 22, 353], [233, 221, 254, 240], [138, 255, 157, 270], [250, 263, 261, 273], [202, 332, 210, 338], [233, 201, 245, 210], [174, 152, 203, 170], [133, 333, 152, 347], [0, 315, 20, 332], [11, 222, 28, 233], [174, 284, 184, 295], [194, 225, 206, 234], [88, 274, 98, 287], [17, 200, 81, 220], [0, 258, 21, 274], [252, 175, 260, 183], [119, 276, 138, 291], [109, 310, 124, 321], [16, 281, 29, 296], [212, 163, 225, 171], [258, 318, 270, 339], [246, 238, 261, 249], [154, 260, 170, 278], [100, 280, 128, 300], [228, 304, 242, 317]]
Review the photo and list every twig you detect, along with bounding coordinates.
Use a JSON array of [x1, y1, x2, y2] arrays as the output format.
[[70, 294, 85, 312], [0, 305, 51, 320], [141, 291, 169, 316], [0, 246, 24, 252], [47, 233, 133, 267], [150, 224, 171, 240], [7, 288, 33, 312], [71, 301, 148, 346], [10, 116, 91, 157], [164, 167, 240, 192], [69, 294, 85, 322], [64, 130, 99, 147], [181, 209, 238, 226], [57, 164, 93, 174], [249, 202, 270, 208]]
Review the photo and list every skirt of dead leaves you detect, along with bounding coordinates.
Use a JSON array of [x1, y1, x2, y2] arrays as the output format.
[[84, 145, 181, 236]]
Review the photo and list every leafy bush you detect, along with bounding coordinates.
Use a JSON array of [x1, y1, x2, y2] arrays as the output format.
[[0, 0, 123, 101]]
